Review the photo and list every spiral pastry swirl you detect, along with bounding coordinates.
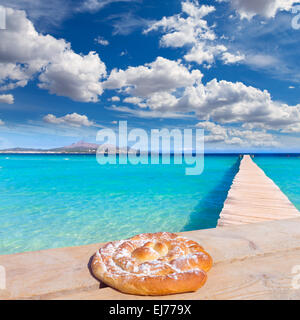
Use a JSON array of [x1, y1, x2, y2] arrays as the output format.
[[91, 232, 213, 295]]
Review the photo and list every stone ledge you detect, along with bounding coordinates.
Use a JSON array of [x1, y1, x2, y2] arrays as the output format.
[[1, 218, 300, 300]]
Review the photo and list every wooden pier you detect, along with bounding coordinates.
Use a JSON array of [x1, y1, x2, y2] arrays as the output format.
[[217, 155, 299, 227]]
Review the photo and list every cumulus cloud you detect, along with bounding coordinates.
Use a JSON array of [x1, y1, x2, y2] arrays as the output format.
[[124, 96, 147, 108], [123, 92, 179, 110], [184, 43, 227, 65], [0, 7, 106, 102], [225, 137, 244, 145], [146, 92, 179, 110], [145, 1, 243, 66], [43, 113, 95, 127], [0, 94, 14, 104], [221, 51, 245, 64], [280, 123, 300, 133], [145, 1, 216, 47], [104, 56, 207, 113], [218, 0, 298, 19], [109, 67, 300, 133], [38, 51, 106, 102], [109, 96, 120, 102], [228, 128, 278, 146], [104, 56, 202, 97], [196, 121, 227, 136], [197, 121, 228, 143], [124, 96, 143, 104], [180, 79, 300, 132], [196, 121, 278, 147]]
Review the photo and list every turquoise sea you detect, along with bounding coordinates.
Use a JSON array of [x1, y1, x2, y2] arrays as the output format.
[[0, 154, 239, 254], [0, 154, 299, 255], [254, 155, 300, 211]]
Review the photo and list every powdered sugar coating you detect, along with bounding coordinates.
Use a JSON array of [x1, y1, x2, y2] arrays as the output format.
[[92, 232, 212, 279]]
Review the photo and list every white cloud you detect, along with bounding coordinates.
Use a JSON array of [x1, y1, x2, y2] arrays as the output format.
[[38, 51, 106, 102], [146, 92, 179, 110], [145, 1, 244, 66], [280, 123, 300, 133], [0, 7, 106, 102], [123, 96, 147, 108], [102, 33, 300, 132], [104, 56, 202, 97], [228, 128, 278, 146], [221, 51, 245, 64], [124, 96, 143, 104], [110, 96, 120, 101], [196, 120, 278, 147], [218, 0, 298, 19], [196, 121, 227, 136], [181, 79, 300, 131], [104, 56, 206, 115], [204, 134, 228, 143], [0, 8, 64, 91], [0, 94, 14, 104], [184, 43, 227, 65], [43, 113, 95, 127], [197, 121, 231, 144], [122, 91, 179, 110], [110, 70, 300, 133], [94, 36, 109, 46], [145, 1, 216, 47], [0, 119, 4, 125], [225, 137, 244, 145]]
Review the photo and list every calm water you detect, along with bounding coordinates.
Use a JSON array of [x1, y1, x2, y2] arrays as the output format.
[[0, 154, 240, 254], [254, 155, 300, 211]]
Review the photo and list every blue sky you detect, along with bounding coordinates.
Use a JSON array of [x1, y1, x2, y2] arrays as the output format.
[[0, 0, 300, 152]]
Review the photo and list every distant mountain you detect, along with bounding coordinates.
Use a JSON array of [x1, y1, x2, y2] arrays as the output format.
[[0, 141, 137, 154], [51, 140, 100, 153], [62, 140, 100, 149]]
